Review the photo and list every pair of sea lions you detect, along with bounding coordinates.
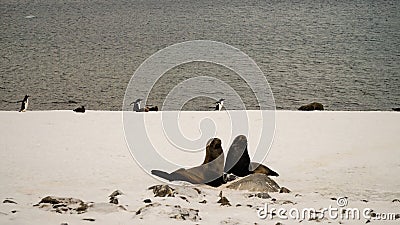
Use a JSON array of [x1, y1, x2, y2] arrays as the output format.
[[151, 135, 278, 187]]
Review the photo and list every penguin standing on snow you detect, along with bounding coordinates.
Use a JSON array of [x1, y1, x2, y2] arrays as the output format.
[[130, 99, 143, 112], [19, 95, 29, 112], [215, 98, 225, 111]]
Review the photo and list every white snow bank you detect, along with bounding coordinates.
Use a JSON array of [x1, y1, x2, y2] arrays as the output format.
[[0, 111, 399, 224]]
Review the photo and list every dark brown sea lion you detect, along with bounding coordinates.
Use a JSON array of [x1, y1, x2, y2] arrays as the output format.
[[73, 105, 85, 113], [298, 102, 324, 111], [151, 138, 225, 187], [224, 135, 279, 177]]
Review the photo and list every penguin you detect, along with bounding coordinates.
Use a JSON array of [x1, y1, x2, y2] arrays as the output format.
[[215, 98, 225, 111], [73, 106, 85, 113], [130, 99, 142, 112], [19, 95, 29, 112]]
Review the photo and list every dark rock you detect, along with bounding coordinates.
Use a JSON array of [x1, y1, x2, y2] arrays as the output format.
[[218, 197, 231, 206], [308, 216, 322, 222], [109, 197, 118, 205], [118, 205, 127, 211], [143, 199, 152, 203], [3, 199, 17, 204], [179, 196, 189, 202], [53, 203, 67, 208], [298, 102, 324, 111], [199, 200, 207, 204], [236, 204, 241, 207], [136, 203, 161, 215], [109, 190, 124, 198], [108, 190, 123, 205], [76, 203, 89, 212], [392, 199, 400, 203], [169, 207, 200, 222], [11, 210, 17, 213], [35, 196, 88, 214], [39, 196, 62, 205], [249, 193, 271, 199], [218, 191, 231, 206], [279, 187, 291, 193], [148, 185, 175, 197], [392, 108, 400, 111], [135, 203, 200, 221], [282, 200, 295, 205], [60, 223, 68, 225], [82, 218, 95, 222], [361, 199, 368, 203], [193, 188, 201, 194]]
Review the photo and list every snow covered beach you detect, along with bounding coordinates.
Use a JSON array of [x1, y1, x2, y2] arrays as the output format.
[[0, 110, 399, 224]]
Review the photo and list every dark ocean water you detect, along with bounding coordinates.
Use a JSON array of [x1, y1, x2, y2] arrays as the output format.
[[1, 0, 399, 111]]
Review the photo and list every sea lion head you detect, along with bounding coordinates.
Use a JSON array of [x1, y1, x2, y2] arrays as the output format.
[[204, 138, 223, 164]]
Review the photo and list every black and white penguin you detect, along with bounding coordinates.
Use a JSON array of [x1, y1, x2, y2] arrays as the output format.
[[215, 98, 225, 111], [73, 106, 85, 113], [19, 95, 29, 112], [130, 99, 142, 112]]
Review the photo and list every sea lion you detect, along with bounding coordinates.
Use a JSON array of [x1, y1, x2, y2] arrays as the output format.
[[224, 135, 279, 177], [151, 138, 225, 187], [298, 102, 324, 111], [73, 106, 85, 113], [148, 106, 158, 111]]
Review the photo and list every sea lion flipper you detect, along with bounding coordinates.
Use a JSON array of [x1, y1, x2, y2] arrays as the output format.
[[152, 168, 203, 183], [151, 170, 174, 181], [249, 162, 279, 177]]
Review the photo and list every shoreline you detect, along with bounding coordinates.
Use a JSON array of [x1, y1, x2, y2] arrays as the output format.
[[1, 109, 399, 112]]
